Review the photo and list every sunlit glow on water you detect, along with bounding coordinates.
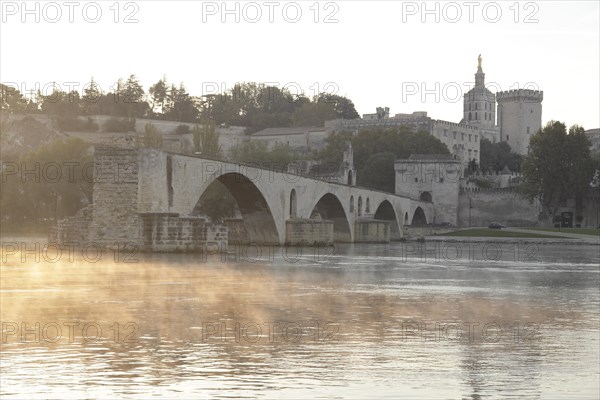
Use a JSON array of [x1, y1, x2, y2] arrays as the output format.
[[1, 241, 599, 399]]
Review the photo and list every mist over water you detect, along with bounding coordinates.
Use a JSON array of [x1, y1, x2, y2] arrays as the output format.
[[1, 241, 598, 399]]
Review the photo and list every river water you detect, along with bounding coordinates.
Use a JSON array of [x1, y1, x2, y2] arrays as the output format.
[[1, 240, 599, 399]]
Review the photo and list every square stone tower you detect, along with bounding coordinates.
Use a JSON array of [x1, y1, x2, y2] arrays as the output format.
[[496, 89, 544, 155]]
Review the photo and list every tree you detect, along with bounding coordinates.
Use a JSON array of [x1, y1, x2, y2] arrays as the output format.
[[81, 78, 103, 115], [138, 123, 163, 149], [192, 120, 220, 156], [479, 138, 522, 173], [165, 83, 199, 122], [1, 84, 27, 114], [148, 76, 168, 116], [292, 101, 336, 127], [359, 152, 396, 192], [521, 121, 596, 222], [317, 126, 450, 192], [112, 75, 149, 118], [39, 85, 81, 117], [2, 138, 92, 230], [317, 93, 360, 119], [229, 140, 299, 168]]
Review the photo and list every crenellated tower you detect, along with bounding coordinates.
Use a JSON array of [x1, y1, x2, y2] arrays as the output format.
[[496, 89, 543, 155]]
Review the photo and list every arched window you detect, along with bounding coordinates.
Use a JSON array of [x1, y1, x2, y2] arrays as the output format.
[[366, 198, 370, 214], [469, 112, 472, 120], [358, 196, 363, 217], [475, 112, 478, 120], [350, 196, 354, 212], [289, 189, 297, 218], [348, 170, 353, 185], [420, 192, 432, 202]]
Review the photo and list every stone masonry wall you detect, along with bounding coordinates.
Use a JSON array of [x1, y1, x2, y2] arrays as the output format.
[[49, 205, 93, 244], [140, 213, 227, 252], [458, 188, 540, 227], [285, 219, 333, 245], [354, 220, 390, 243], [88, 146, 141, 247]]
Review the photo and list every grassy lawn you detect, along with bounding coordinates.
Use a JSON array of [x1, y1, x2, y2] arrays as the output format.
[[522, 227, 600, 237], [442, 228, 570, 239]]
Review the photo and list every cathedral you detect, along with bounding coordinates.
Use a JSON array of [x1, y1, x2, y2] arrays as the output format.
[[462, 54, 544, 155]]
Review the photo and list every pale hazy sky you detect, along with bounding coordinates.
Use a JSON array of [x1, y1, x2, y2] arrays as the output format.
[[2, 0, 599, 128]]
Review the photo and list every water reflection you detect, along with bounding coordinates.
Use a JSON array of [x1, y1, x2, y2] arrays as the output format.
[[1, 241, 598, 399]]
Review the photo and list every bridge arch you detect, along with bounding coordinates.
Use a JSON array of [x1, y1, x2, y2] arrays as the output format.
[[411, 206, 427, 226], [374, 200, 401, 240], [195, 172, 280, 243], [311, 193, 352, 242]]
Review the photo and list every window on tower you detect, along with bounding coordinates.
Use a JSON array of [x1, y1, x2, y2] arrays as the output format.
[[475, 112, 478, 120]]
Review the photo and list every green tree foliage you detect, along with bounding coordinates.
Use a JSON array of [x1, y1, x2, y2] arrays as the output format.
[[521, 121, 596, 220], [292, 101, 336, 127], [39, 86, 81, 117], [174, 124, 190, 135], [165, 83, 198, 122], [199, 83, 358, 133], [1, 138, 92, 231], [360, 152, 397, 193], [1, 84, 28, 114], [479, 138, 523, 173], [148, 76, 168, 116], [81, 78, 102, 115], [229, 140, 299, 168], [317, 127, 450, 192], [120, 74, 150, 118], [317, 93, 360, 119], [192, 121, 220, 156], [138, 123, 163, 149]]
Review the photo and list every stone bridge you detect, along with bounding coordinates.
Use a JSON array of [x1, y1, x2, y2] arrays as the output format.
[[74, 147, 433, 250]]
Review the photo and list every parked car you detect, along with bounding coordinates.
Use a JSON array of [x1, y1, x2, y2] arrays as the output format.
[[488, 222, 505, 229]]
